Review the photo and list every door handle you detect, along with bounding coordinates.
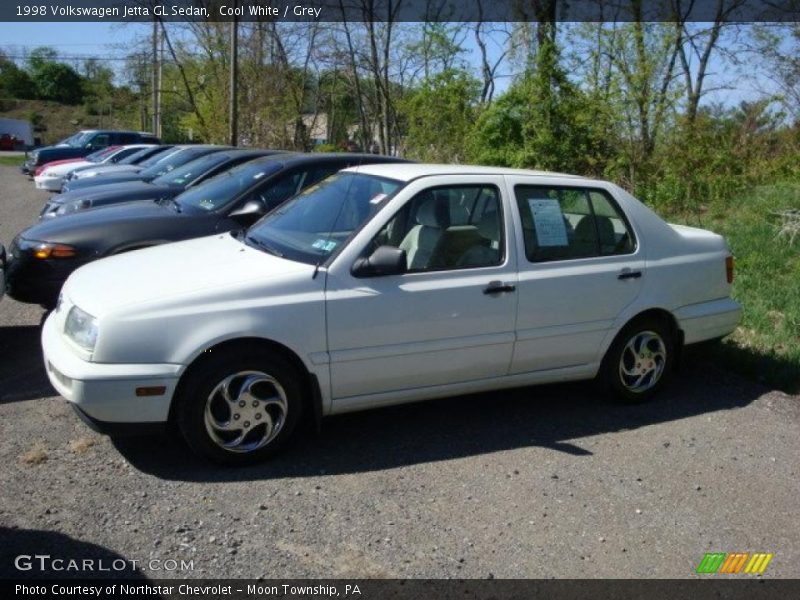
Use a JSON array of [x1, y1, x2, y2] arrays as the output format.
[[618, 270, 642, 280], [484, 281, 516, 295]]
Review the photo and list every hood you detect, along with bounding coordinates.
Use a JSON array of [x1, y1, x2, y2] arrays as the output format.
[[64, 233, 312, 316], [41, 158, 83, 169], [49, 181, 163, 206], [63, 171, 145, 192], [78, 164, 142, 177], [23, 199, 176, 242], [37, 146, 85, 160]]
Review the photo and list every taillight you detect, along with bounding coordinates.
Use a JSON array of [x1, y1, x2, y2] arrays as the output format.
[[725, 256, 734, 284]]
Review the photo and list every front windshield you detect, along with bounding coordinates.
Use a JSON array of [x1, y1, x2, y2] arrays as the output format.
[[246, 172, 403, 265], [151, 153, 227, 187], [177, 160, 282, 212], [57, 132, 84, 146], [138, 147, 176, 168], [118, 147, 152, 165], [68, 131, 94, 147], [139, 148, 211, 179], [86, 146, 117, 163]]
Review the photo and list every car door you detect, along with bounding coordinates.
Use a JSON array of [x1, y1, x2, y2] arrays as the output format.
[[87, 133, 111, 151], [507, 177, 644, 374], [324, 175, 519, 400]]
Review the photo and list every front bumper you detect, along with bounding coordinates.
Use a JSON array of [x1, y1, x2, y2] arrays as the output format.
[[34, 175, 63, 191], [4, 243, 88, 307], [675, 297, 742, 345], [42, 312, 182, 427]]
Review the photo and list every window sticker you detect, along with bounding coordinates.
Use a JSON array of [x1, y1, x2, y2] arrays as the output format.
[[311, 239, 338, 252], [198, 199, 215, 210], [529, 198, 568, 246], [370, 193, 387, 205]]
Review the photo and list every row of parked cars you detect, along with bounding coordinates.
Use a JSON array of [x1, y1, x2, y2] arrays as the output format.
[[3, 130, 742, 465]]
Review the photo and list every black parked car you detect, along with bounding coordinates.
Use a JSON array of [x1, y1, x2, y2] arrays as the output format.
[[22, 130, 160, 174], [59, 145, 229, 193], [40, 148, 282, 219], [0, 242, 5, 303], [6, 153, 407, 307]]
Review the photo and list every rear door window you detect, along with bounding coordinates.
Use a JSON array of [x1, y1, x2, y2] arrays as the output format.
[[515, 185, 635, 263]]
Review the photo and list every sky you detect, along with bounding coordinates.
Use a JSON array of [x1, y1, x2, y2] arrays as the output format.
[[0, 21, 770, 108]]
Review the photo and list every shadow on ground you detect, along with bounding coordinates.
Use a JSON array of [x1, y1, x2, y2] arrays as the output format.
[[113, 351, 768, 482], [0, 325, 54, 403], [0, 527, 151, 581]]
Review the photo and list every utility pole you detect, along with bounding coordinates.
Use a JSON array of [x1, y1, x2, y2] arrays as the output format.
[[151, 19, 158, 135], [229, 8, 239, 146], [157, 25, 163, 139]]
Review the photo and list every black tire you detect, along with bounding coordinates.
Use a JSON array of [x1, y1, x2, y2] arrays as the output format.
[[600, 316, 676, 404], [175, 346, 304, 465]]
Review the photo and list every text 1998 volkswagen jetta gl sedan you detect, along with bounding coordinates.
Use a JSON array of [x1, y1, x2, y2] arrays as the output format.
[[42, 165, 741, 465]]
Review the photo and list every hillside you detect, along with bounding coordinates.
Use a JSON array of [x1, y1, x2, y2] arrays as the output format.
[[0, 98, 138, 146]]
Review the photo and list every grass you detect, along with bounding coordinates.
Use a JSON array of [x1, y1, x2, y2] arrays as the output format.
[[0, 155, 25, 167], [666, 183, 800, 393]]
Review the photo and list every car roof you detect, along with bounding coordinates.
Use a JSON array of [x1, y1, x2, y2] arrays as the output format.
[[283, 152, 405, 166], [342, 163, 588, 182], [216, 148, 284, 159]]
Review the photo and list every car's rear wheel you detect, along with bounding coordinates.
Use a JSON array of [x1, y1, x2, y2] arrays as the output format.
[[176, 348, 303, 465], [601, 316, 675, 403]]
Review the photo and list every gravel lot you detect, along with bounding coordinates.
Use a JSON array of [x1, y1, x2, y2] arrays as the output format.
[[0, 164, 798, 580]]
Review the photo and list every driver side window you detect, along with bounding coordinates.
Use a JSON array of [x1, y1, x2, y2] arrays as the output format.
[[89, 134, 110, 149], [260, 170, 306, 211], [371, 185, 504, 272]]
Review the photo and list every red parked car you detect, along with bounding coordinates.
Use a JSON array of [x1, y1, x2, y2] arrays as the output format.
[[0, 134, 19, 151]]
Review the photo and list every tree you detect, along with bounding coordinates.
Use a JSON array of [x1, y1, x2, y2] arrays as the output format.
[[750, 23, 800, 122], [400, 69, 480, 162], [0, 54, 35, 99], [32, 62, 84, 104]]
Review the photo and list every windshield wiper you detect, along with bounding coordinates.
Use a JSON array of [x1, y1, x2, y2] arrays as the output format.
[[245, 235, 284, 257]]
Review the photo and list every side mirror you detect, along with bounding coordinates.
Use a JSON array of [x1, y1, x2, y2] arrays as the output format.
[[229, 199, 267, 222], [352, 245, 407, 277]]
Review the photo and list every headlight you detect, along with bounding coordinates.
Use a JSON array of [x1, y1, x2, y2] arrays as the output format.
[[56, 200, 90, 216], [31, 241, 77, 259], [64, 306, 98, 352]]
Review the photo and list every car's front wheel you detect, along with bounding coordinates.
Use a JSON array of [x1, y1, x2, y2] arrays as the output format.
[[175, 348, 303, 465], [601, 316, 675, 403]]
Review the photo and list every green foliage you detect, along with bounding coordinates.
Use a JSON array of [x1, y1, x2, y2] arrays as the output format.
[[31, 62, 84, 104], [673, 183, 800, 393], [400, 69, 480, 162], [466, 39, 614, 175], [313, 143, 340, 153], [0, 56, 36, 99], [635, 102, 800, 212], [465, 84, 526, 166]]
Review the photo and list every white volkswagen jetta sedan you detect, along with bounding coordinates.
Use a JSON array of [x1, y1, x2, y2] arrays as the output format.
[[42, 165, 741, 464]]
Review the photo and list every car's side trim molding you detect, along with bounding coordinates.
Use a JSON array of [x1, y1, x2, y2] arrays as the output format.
[[328, 331, 516, 364], [516, 319, 611, 342]]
